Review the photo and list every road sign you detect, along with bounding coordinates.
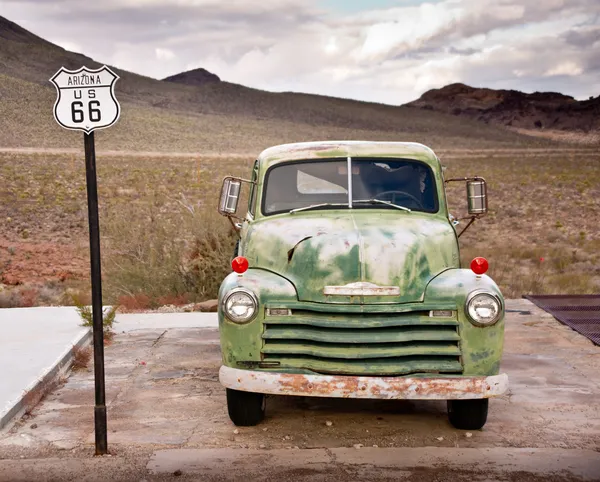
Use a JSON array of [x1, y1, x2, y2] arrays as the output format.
[[50, 66, 120, 133], [50, 65, 120, 456]]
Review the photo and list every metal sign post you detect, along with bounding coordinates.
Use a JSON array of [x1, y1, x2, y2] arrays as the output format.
[[50, 66, 121, 455]]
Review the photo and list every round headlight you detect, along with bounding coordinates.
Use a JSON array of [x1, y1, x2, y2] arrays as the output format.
[[223, 288, 258, 323], [465, 291, 502, 326]]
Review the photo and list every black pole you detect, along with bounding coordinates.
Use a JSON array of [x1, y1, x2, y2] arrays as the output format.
[[84, 131, 108, 455]]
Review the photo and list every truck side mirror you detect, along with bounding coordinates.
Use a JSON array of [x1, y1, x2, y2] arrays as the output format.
[[219, 178, 242, 215], [467, 179, 487, 215]]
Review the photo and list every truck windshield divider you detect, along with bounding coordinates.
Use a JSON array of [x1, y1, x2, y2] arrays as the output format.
[[347, 156, 353, 209]]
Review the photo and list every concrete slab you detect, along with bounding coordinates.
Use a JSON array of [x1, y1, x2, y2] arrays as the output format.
[[148, 447, 600, 480], [1, 300, 599, 480], [0, 308, 217, 432], [0, 307, 91, 430], [3, 447, 596, 482], [115, 312, 217, 333]]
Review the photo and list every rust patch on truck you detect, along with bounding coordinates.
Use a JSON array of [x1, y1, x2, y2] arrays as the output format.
[[276, 373, 496, 398], [220, 367, 508, 400]]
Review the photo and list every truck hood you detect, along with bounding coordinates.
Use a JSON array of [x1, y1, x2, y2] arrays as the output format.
[[244, 211, 459, 304]]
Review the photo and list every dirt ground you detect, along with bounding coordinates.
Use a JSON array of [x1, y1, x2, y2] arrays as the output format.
[[0, 300, 599, 481], [0, 239, 87, 286], [2, 147, 600, 307]]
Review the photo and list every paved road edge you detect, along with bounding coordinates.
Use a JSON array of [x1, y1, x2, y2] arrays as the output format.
[[147, 447, 600, 480], [0, 328, 92, 431]]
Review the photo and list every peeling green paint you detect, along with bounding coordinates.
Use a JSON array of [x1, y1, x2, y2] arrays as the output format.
[[218, 141, 505, 382], [260, 357, 463, 376], [243, 211, 459, 304], [425, 270, 504, 375]]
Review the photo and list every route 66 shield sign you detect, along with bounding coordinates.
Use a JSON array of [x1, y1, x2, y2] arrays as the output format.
[[50, 65, 120, 133]]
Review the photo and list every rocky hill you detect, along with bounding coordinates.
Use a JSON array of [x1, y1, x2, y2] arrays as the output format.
[[0, 15, 566, 151], [407, 83, 600, 133], [163, 68, 221, 86]]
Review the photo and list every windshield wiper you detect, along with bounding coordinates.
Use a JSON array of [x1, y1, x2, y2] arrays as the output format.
[[290, 199, 411, 214], [353, 199, 411, 212], [289, 203, 348, 214]]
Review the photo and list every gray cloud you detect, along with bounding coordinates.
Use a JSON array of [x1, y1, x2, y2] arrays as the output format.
[[1, 0, 598, 104], [563, 26, 600, 47], [447, 46, 480, 56], [374, 0, 600, 64]]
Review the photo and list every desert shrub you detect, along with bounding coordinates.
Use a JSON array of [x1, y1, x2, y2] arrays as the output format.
[[181, 220, 238, 300], [0, 285, 39, 307], [460, 243, 600, 298], [118, 293, 152, 311], [72, 294, 118, 332], [19, 288, 39, 307], [71, 346, 92, 371], [0, 288, 21, 308], [156, 293, 189, 307], [36, 281, 69, 305], [101, 199, 236, 305], [21, 376, 65, 416]]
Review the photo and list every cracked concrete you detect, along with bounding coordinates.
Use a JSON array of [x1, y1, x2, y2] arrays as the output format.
[[0, 300, 599, 480]]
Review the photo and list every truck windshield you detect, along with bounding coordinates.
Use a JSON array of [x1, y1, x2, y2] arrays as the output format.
[[262, 158, 438, 215]]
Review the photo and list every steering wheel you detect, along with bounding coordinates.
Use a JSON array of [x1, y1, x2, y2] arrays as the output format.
[[376, 190, 422, 208]]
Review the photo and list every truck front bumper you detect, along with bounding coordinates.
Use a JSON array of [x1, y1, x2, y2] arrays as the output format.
[[219, 366, 508, 400]]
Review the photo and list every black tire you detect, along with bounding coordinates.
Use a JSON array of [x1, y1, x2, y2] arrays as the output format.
[[447, 399, 489, 430], [226, 388, 265, 426]]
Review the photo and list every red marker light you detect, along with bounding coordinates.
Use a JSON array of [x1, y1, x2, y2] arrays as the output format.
[[470, 257, 489, 275], [232, 256, 249, 274]]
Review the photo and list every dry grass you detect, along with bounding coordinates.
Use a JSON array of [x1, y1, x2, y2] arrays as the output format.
[[0, 151, 249, 305], [0, 70, 559, 155], [1, 148, 598, 305], [1, 19, 596, 304], [21, 375, 66, 417], [97, 154, 247, 305], [0, 17, 577, 152], [71, 345, 92, 371], [444, 150, 600, 297], [0, 282, 69, 307]]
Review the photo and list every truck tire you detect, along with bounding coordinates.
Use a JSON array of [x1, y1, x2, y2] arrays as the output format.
[[226, 388, 265, 426], [447, 399, 488, 430]]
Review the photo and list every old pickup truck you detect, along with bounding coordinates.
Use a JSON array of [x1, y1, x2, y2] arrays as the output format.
[[217, 141, 508, 430]]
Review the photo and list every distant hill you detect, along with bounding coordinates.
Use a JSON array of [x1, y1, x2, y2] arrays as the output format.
[[0, 15, 570, 152], [163, 68, 221, 86], [406, 83, 600, 134], [0, 14, 45, 42]]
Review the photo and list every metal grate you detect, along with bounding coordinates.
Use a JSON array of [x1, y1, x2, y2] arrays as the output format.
[[524, 295, 600, 346], [262, 308, 463, 376]]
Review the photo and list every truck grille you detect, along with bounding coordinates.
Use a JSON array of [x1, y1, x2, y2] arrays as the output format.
[[262, 308, 463, 376]]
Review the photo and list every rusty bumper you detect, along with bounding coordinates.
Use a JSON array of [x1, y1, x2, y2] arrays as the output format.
[[219, 366, 508, 400]]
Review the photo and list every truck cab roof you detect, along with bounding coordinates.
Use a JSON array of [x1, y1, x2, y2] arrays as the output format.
[[257, 141, 441, 171]]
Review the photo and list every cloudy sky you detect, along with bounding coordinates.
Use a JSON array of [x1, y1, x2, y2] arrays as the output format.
[[2, 0, 599, 104]]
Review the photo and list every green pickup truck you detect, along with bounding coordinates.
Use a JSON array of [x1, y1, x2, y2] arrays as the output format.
[[217, 141, 507, 430]]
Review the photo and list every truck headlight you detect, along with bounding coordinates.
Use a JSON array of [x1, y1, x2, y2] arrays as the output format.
[[465, 291, 502, 326], [223, 288, 258, 323]]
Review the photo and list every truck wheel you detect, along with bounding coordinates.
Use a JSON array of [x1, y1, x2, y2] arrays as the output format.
[[447, 399, 488, 430], [226, 388, 265, 426]]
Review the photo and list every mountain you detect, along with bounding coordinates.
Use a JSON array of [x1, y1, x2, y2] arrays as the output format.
[[0, 14, 45, 42], [0, 15, 564, 152], [164, 68, 221, 86], [406, 83, 600, 133]]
